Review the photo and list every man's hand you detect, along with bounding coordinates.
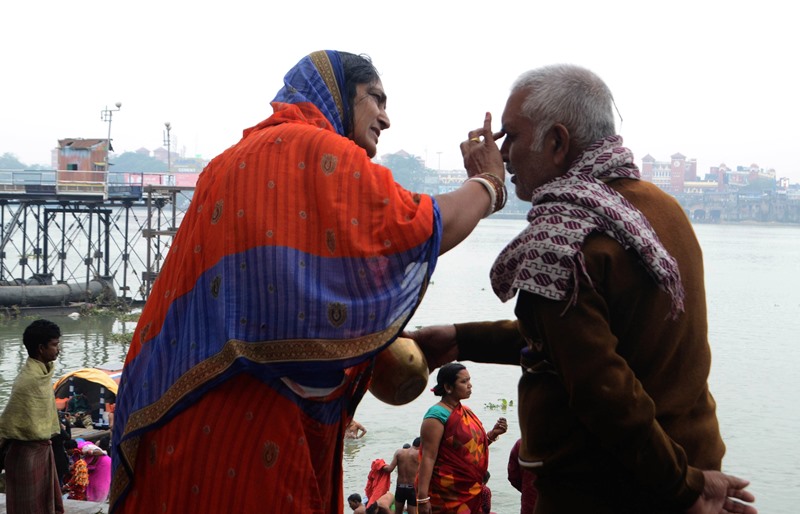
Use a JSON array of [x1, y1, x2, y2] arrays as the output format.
[[403, 324, 458, 371], [686, 470, 757, 514]]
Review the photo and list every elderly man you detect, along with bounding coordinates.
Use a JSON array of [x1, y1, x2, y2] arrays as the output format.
[[0, 319, 65, 514], [413, 64, 757, 513]]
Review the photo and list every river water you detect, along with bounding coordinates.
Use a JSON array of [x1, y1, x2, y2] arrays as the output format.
[[0, 219, 797, 513]]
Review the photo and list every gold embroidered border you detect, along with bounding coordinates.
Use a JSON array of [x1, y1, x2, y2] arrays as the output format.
[[115, 316, 407, 494], [309, 50, 346, 127]]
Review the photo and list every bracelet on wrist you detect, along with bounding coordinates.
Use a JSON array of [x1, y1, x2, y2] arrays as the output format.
[[416, 496, 430, 503], [465, 173, 507, 217], [466, 177, 496, 218], [480, 172, 507, 213]]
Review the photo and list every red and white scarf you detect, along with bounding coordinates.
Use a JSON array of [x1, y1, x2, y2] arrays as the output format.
[[490, 136, 684, 317]]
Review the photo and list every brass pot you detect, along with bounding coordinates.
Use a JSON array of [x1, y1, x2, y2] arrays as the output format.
[[369, 337, 429, 406]]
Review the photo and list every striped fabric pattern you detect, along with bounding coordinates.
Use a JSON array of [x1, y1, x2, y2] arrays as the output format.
[[110, 51, 442, 513]]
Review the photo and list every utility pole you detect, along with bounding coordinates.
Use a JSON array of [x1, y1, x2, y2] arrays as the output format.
[[100, 102, 122, 169], [163, 122, 172, 172]]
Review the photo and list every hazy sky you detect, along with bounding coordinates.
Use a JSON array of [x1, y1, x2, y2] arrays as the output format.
[[2, 1, 798, 182]]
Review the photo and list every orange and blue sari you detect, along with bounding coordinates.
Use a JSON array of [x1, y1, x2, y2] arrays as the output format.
[[110, 50, 441, 513]]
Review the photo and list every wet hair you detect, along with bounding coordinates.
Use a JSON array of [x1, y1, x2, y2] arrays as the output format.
[[23, 319, 61, 357], [511, 64, 615, 152], [412, 437, 421, 448], [348, 493, 362, 504], [338, 52, 380, 134], [402, 443, 411, 449], [431, 362, 467, 396]]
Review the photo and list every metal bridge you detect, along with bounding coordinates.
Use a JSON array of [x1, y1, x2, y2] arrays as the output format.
[[0, 169, 196, 311]]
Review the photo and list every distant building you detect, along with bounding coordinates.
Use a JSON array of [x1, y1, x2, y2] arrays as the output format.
[[638, 153, 799, 223], [172, 157, 207, 174], [55, 138, 109, 172], [707, 164, 729, 191], [640, 153, 696, 194], [641, 153, 781, 195], [705, 163, 775, 191], [682, 181, 719, 194], [436, 169, 467, 193], [48, 138, 109, 187], [737, 164, 775, 184]]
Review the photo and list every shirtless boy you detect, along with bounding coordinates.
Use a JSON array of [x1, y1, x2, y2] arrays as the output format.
[[383, 437, 421, 514]]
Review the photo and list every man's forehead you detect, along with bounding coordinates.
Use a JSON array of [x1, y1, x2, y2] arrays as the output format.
[[501, 91, 524, 127]]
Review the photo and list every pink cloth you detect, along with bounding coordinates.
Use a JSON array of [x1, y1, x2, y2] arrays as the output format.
[[77, 440, 111, 502], [364, 458, 391, 505]]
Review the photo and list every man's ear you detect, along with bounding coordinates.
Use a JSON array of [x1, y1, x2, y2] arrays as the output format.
[[549, 123, 571, 168]]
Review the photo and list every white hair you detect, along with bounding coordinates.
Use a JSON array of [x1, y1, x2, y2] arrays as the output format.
[[511, 64, 616, 151]]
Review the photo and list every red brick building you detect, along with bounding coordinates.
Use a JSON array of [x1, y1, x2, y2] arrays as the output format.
[[640, 153, 697, 194]]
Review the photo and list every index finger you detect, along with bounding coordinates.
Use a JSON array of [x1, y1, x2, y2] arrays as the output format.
[[482, 112, 493, 136]]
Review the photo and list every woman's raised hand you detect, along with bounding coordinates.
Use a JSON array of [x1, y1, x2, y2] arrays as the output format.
[[460, 112, 505, 180]]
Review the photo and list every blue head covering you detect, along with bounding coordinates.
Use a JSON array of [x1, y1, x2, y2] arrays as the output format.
[[272, 50, 351, 136]]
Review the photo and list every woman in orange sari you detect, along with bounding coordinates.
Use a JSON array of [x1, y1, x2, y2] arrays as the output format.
[[416, 363, 507, 513], [110, 51, 506, 514]]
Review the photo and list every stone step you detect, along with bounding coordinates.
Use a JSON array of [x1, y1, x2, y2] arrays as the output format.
[[0, 493, 108, 513]]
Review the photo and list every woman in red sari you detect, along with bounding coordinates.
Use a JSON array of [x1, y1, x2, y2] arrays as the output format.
[[417, 363, 507, 513], [110, 51, 507, 514]]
